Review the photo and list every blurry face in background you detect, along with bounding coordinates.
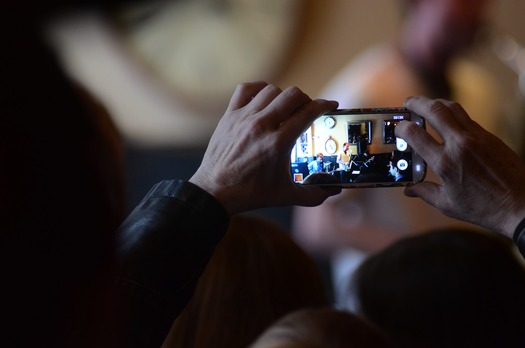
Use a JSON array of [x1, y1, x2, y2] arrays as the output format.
[[417, 0, 492, 54]]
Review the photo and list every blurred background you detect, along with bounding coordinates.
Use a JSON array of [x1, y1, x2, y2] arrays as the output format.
[[47, 0, 525, 223]]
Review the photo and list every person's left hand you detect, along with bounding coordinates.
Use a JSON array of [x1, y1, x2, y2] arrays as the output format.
[[190, 81, 341, 215]]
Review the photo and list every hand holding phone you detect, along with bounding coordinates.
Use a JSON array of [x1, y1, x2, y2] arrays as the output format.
[[290, 107, 426, 188]]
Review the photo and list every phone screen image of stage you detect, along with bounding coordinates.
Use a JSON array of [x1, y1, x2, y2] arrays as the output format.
[[290, 111, 415, 185]]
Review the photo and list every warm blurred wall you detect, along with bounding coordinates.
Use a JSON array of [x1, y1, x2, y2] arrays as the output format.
[[50, 0, 525, 150], [278, 0, 525, 100], [277, 0, 399, 96]]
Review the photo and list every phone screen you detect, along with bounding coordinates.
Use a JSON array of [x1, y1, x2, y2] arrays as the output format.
[[290, 108, 426, 188]]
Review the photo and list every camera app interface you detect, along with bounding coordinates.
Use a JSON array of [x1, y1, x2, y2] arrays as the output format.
[[290, 109, 416, 185]]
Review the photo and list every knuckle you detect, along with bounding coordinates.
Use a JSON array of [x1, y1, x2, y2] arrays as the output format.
[[426, 99, 448, 115], [235, 82, 251, 92], [236, 81, 267, 93], [447, 100, 464, 113], [396, 121, 422, 141], [285, 85, 301, 94], [265, 84, 282, 95], [283, 86, 308, 100], [405, 121, 423, 137]]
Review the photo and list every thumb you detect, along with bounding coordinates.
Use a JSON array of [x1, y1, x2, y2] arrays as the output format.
[[404, 181, 442, 209]]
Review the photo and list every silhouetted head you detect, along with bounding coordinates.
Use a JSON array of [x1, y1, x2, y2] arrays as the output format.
[[250, 307, 395, 348], [352, 228, 525, 347], [163, 215, 330, 348]]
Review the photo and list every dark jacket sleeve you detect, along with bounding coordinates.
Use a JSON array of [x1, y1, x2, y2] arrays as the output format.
[[514, 217, 525, 258], [115, 180, 229, 347]]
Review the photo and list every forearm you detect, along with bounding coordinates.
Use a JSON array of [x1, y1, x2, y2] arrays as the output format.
[[115, 180, 229, 347]]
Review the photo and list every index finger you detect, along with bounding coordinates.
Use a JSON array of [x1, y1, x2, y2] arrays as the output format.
[[278, 99, 339, 146], [262, 86, 313, 128], [404, 96, 464, 142], [226, 81, 269, 111], [395, 120, 443, 165]]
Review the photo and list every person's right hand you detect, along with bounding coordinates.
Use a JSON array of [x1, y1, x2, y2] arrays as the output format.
[[190, 82, 341, 215], [396, 96, 525, 238]]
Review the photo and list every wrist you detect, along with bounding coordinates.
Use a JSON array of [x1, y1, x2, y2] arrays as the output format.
[[146, 179, 228, 217], [492, 191, 525, 239], [496, 210, 525, 240], [189, 173, 237, 215]]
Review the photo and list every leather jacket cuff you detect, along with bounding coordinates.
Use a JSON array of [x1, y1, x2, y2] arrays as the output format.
[[116, 179, 229, 293], [513, 216, 525, 256]]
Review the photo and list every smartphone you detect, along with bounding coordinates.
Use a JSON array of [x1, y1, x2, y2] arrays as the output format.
[[290, 107, 426, 188]]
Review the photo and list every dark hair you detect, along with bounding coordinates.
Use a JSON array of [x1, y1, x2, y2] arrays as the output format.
[[352, 228, 525, 347]]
